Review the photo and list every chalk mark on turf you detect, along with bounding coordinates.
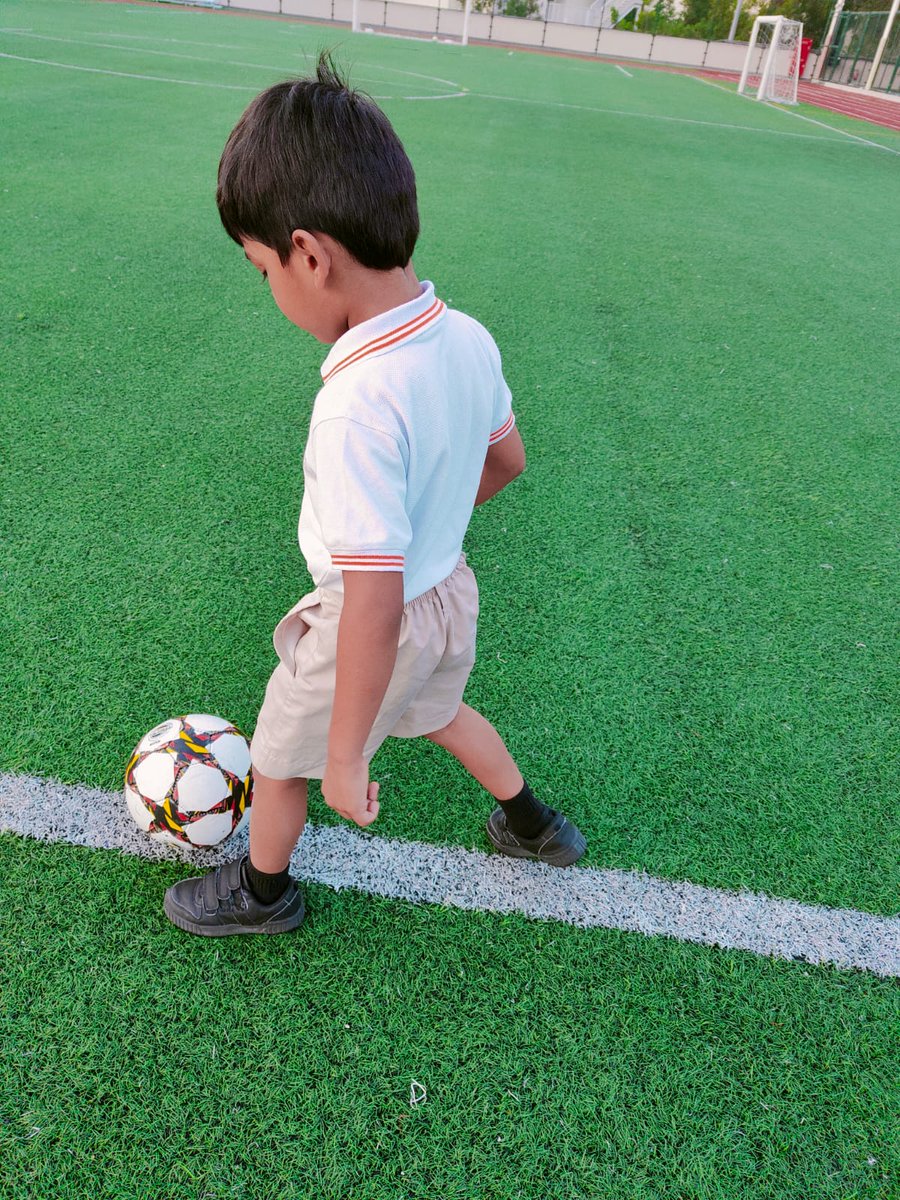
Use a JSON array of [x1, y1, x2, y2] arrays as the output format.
[[467, 89, 879, 147], [0, 49, 467, 101], [0, 52, 260, 90], [1, 772, 897, 977], [100, 31, 250, 50], [0, 28, 465, 94], [689, 72, 900, 157], [7, 28, 891, 145]]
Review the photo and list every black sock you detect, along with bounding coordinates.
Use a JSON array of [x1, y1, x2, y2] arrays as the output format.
[[244, 858, 291, 905], [497, 781, 555, 840]]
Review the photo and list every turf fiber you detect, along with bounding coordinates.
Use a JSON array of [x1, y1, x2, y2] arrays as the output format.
[[2, 838, 899, 1199], [1, 1, 899, 1195]]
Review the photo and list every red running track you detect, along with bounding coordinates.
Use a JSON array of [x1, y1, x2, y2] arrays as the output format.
[[691, 67, 900, 132], [795, 81, 900, 132]]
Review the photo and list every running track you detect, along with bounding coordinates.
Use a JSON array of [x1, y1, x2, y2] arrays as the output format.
[[795, 81, 900, 133], [692, 69, 900, 132]]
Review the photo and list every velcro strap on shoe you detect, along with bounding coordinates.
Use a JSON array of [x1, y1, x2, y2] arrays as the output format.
[[215, 859, 242, 900], [200, 870, 221, 912]]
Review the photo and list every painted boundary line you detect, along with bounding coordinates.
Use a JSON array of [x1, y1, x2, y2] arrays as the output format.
[[0, 40, 885, 147], [689, 72, 900, 157], [467, 89, 887, 147], [0, 27, 466, 90], [2, 773, 898, 977], [0, 50, 260, 89]]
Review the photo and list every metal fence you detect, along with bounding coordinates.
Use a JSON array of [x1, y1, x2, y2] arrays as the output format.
[[821, 10, 900, 92], [542, 0, 640, 28]]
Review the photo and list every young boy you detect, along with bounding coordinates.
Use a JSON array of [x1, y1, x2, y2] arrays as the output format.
[[164, 56, 585, 937]]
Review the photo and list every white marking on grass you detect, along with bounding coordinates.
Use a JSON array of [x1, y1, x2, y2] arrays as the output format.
[[614, 64, 633, 78], [0, 52, 259, 88], [468, 90, 871, 147], [0, 29, 464, 95], [400, 92, 468, 100], [100, 31, 248, 49], [1, 772, 897, 977], [0, 51, 464, 100], [690, 72, 900, 157], [762, 98, 900, 156]]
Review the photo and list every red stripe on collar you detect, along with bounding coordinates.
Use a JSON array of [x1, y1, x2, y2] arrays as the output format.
[[322, 296, 445, 385]]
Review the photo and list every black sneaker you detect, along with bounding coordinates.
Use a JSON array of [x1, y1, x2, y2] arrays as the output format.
[[163, 856, 305, 937], [486, 808, 587, 867]]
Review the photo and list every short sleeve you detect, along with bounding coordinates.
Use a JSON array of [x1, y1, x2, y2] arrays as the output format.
[[309, 418, 412, 572], [487, 340, 516, 446]]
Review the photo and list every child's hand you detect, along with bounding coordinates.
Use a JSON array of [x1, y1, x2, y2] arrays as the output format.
[[322, 758, 380, 828]]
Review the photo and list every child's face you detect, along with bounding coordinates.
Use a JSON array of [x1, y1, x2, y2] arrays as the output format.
[[242, 236, 341, 343]]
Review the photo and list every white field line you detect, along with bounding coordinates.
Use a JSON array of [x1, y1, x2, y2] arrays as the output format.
[[468, 90, 873, 146], [0, 51, 465, 100], [762, 97, 900, 156], [614, 63, 633, 78], [1, 772, 898, 977], [0, 28, 465, 95], [0, 52, 259, 89], [100, 30, 249, 48], [3, 39, 882, 145], [690, 72, 900, 157]]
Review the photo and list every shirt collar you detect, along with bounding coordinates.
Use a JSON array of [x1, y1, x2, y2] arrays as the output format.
[[320, 281, 446, 384]]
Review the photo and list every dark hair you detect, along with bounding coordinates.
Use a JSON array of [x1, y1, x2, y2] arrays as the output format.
[[216, 54, 419, 270]]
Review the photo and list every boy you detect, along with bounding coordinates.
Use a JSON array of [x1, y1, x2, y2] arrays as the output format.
[[164, 56, 585, 937]]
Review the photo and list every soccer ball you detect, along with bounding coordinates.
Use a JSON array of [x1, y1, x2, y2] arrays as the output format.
[[125, 714, 252, 848]]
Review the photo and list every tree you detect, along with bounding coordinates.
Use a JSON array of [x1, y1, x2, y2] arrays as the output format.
[[759, 0, 840, 46], [459, 0, 540, 14]]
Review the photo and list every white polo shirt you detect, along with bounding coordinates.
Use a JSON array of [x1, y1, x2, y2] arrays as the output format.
[[297, 281, 516, 603]]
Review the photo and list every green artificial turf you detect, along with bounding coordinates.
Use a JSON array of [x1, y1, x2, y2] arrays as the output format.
[[2, 0, 898, 914], [2, 5, 900, 1197], [1, 836, 898, 1200]]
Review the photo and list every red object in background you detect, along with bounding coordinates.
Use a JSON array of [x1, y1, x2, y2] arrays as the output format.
[[799, 37, 813, 77]]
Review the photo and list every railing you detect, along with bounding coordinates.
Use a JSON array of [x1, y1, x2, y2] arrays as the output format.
[[821, 10, 900, 92], [197, 0, 822, 77]]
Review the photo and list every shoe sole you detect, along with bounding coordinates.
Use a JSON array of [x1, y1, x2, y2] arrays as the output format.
[[163, 894, 306, 937], [485, 823, 587, 868]]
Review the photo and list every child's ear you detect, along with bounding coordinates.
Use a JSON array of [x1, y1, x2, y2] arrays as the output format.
[[290, 229, 332, 287]]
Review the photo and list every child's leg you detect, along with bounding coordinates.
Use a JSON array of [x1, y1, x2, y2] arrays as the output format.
[[248, 770, 309, 873], [424, 703, 586, 865], [162, 768, 308, 935], [424, 703, 523, 799]]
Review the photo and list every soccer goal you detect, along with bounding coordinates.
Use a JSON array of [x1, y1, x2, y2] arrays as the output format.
[[738, 16, 805, 104]]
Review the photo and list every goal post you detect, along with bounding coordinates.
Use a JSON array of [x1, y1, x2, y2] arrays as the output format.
[[738, 16, 804, 104]]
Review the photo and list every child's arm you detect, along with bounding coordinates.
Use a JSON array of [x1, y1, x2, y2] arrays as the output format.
[[475, 426, 526, 506], [322, 570, 404, 827]]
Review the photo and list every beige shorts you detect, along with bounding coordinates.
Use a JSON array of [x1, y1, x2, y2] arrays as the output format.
[[250, 555, 478, 780]]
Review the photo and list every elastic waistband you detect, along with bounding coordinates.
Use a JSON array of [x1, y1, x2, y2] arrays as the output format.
[[403, 554, 469, 610]]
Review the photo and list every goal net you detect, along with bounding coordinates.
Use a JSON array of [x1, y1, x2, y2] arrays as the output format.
[[738, 16, 804, 104]]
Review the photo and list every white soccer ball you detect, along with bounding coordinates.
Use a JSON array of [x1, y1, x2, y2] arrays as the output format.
[[124, 714, 252, 848]]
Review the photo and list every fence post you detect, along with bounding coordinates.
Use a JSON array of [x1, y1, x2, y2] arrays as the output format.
[[813, 0, 843, 79], [864, 0, 899, 89], [727, 0, 743, 42]]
